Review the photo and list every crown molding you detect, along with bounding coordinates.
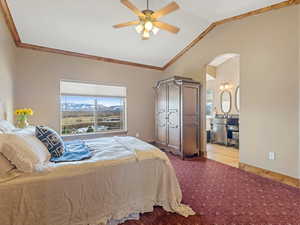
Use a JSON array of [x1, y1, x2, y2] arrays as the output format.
[[162, 23, 217, 70], [1, 0, 299, 71], [17, 42, 164, 71], [0, 0, 20, 45]]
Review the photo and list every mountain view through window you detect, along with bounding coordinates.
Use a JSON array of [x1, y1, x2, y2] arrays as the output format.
[[61, 95, 126, 135]]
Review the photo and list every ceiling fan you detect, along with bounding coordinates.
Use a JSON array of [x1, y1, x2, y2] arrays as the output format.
[[113, 0, 180, 40]]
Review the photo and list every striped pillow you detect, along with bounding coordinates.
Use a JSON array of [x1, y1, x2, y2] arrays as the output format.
[[35, 126, 65, 158]]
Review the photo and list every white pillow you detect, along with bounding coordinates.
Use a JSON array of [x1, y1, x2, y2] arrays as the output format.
[[0, 153, 14, 175], [0, 120, 16, 133], [0, 133, 51, 173], [9, 126, 36, 135]]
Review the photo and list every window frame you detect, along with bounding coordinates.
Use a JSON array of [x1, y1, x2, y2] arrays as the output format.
[[59, 81, 128, 137]]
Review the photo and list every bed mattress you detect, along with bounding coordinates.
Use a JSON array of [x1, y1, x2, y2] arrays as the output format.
[[0, 136, 194, 225]]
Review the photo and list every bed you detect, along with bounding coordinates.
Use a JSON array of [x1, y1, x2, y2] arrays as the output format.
[[0, 133, 194, 225]]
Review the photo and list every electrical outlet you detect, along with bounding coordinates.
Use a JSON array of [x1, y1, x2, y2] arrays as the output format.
[[268, 152, 275, 160], [135, 133, 140, 138]]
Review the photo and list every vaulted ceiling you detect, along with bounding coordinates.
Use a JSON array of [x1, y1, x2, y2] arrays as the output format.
[[1, 0, 298, 69]]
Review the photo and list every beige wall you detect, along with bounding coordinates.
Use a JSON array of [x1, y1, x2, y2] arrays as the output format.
[[15, 49, 163, 142], [207, 56, 240, 115], [0, 12, 16, 122], [164, 6, 299, 178], [298, 5, 300, 180]]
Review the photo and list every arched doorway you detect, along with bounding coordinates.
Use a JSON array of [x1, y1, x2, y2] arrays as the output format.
[[204, 53, 240, 167]]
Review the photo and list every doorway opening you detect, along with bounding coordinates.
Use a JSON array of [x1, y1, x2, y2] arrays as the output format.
[[205, 53, 240, 168]]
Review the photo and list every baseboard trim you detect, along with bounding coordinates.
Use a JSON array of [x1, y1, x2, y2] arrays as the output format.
[[239, 163, 300, 189]]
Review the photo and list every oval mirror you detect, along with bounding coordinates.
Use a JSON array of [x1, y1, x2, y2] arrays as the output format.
[[235, 86, 240, 112], [220, 91, 231, 113]]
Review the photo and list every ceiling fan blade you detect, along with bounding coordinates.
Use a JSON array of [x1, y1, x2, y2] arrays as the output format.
[[153, 21, 180, 34], [152, 2, 179, 19], [120, 0, 145, 18], [113, 20, 140, 28]]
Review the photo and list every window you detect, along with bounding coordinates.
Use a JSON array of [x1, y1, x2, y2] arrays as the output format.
[[206, 89, 214, 117], [60, 81, 127, 135]]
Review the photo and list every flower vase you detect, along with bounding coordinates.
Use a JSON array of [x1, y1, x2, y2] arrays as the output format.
[[17, 116, 29, 129]]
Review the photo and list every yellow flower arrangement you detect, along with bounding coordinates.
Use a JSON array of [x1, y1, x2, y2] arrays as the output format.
[[15, 108, 34, 116], [15, 108, 34, 128]]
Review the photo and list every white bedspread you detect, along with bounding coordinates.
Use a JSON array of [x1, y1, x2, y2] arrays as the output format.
[[0, 136, 194, 225]]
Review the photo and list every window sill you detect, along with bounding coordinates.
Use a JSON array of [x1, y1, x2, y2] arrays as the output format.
[[62, 130, 128, 140]]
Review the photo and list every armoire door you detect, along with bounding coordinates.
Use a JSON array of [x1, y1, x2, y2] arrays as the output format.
[[156, 83, 168, 145], [167, 82, 181, 153], [182, 85, 200, 156]]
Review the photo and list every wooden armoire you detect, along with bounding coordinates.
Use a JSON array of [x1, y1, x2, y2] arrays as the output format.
[[154, 76, 201, 158]]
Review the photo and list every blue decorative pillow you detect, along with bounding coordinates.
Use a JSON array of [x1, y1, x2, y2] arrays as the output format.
[[35, 126, 65, 158]]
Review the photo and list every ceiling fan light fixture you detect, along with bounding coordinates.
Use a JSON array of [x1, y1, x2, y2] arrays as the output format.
[[114, 0, 180, 40], [144, 21, 153, 31], [152, 26, 159, 35], [135, 24, 144, 33], [142, 30, 150, 39]]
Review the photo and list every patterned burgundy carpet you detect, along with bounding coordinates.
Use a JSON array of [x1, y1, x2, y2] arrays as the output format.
[[123, 154, 300, 225]]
